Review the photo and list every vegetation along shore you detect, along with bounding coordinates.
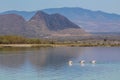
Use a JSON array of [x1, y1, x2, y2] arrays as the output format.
[[0, 35, 120, 48]]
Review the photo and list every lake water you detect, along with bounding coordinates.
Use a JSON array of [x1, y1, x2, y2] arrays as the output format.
[[0, 47, 120, 80]]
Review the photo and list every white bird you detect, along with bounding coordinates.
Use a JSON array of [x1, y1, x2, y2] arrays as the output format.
[[91, 60, 96, 64], [68, 61, 73, 66]]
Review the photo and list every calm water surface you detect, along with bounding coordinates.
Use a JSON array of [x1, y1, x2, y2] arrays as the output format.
[[0, 47, 120, 80]]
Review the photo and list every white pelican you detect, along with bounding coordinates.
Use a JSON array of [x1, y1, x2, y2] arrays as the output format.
[[68, 61, 73, 66], [91, 60, 96, 64]]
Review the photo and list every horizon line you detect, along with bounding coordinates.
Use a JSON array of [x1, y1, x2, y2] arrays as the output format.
[[0, 7, 120, 15]]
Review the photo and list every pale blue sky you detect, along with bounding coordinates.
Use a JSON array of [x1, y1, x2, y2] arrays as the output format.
[[0, 0, 120, 14]]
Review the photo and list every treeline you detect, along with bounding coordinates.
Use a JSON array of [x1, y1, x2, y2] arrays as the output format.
[[0, 35, 53, 44]]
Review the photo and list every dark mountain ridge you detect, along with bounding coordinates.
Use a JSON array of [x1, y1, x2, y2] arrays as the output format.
[[28, 11, 87, 37], [30, 11, 80, 31]]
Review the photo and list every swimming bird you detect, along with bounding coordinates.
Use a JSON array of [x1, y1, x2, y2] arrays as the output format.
[[68, 61, 73, 66], [91, 60, 96, 64]]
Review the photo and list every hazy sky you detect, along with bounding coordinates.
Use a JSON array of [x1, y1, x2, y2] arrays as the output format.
[[0, 0, 120, 14]]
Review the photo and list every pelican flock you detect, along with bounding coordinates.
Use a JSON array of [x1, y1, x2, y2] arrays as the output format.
[[68, 60, 96, 66]]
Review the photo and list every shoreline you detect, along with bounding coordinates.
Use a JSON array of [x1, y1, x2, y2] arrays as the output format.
[[0, 44, 119, 48]]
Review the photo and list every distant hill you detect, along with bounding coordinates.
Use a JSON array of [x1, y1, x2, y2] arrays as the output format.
[[1, 7, 120, 32], [0, 11, 87, 38], [43, 7, 120, 32], [0, 14, 36, 37], [29, 11, 80, 31]]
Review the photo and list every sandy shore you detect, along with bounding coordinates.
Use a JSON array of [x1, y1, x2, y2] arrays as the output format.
[[0, 43, 119, 47], [0, 44, 68, 48]]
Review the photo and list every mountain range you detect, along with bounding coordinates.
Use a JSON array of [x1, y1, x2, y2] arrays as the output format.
[[0, 11, 87, 38], [1, 7, 120, 32]]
